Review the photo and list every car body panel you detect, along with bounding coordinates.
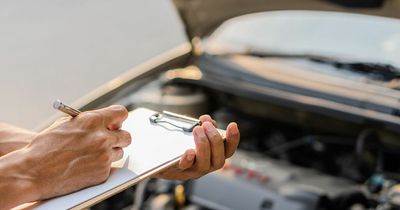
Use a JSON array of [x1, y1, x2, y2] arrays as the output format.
[[173, 0, 400, 38]]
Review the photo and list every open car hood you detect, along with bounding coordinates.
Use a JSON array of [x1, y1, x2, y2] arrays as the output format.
[[173, 0, 400, 38]]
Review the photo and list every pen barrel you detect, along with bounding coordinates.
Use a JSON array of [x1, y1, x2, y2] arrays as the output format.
[[60, 106, 81, 117]]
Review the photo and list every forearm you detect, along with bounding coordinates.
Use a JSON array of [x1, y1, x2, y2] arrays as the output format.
[[0, 123, 37, 156], [0, 149, 40, 209]]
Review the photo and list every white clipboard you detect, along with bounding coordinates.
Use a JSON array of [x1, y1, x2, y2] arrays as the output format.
[[20, 108, 225, 210]]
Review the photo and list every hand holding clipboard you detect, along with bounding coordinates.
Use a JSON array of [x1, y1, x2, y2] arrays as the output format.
[[149, 111, 240, 181], [28, 104, 240, 209]]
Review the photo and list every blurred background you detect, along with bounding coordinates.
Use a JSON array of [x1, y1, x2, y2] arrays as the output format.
[[1, 0, 400, 129], [3, 1, 400, 210], [0, 0, 186, 129]]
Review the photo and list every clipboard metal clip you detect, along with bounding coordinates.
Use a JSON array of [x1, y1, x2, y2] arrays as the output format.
[[149, 111, 200, 132]]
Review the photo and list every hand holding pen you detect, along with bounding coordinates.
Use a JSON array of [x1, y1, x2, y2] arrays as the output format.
[[17, 102, 131, 202], [53, 100, 239, 181], [0, 99, 239, 209]]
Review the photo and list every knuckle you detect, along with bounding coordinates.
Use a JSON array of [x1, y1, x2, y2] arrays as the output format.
[[109, 105, 128, 116], [78, 112, 102, 128], [207, 135, 223, 147], [210, 132, 221, 142], [203, 123, 219, 139]]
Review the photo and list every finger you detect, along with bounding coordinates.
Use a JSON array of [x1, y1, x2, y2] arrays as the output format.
[[192, 126, 211, 175], [225, 122, 240, 158], [178, 149, 196, 170], [199, 115, 217, 127], [95, 105, 129, 130], [203, 122, 225, 170], [111, 147, 124, 162], [108, 130, 132, 148]]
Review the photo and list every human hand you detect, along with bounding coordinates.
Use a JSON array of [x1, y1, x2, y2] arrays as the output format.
[[0, 123, 37, 157], [155, 115, 240, 180], [20, 105, 131, 200]]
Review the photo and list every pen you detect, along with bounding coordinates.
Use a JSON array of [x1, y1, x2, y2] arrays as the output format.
[[53, 99, 81, 117]]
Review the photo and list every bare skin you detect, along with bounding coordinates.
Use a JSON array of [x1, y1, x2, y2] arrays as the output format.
[[156, 115, 240, 180], [0, 123, 37, 157], [0, 105, 131, 209], [0, 106, 240, 209]]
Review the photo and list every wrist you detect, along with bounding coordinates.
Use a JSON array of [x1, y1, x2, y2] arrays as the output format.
[[16, 148, 42, 201], [0, 149, 41, 208], [0, 131, 37, 156]]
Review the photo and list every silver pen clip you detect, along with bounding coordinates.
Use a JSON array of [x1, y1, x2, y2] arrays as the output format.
[[149, 111, 200, 132]]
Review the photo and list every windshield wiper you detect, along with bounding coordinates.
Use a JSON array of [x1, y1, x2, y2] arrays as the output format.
[[221, 51, 400, 81], [311, 56, 400, 82]]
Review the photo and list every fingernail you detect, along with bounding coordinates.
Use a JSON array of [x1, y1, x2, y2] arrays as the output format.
[[230, 123, 239, 135]]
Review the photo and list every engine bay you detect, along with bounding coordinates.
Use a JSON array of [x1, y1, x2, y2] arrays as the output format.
[[90, 54, 400, 210]]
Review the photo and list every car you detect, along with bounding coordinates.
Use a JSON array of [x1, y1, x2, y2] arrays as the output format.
[[4, 0, 400, 209]]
